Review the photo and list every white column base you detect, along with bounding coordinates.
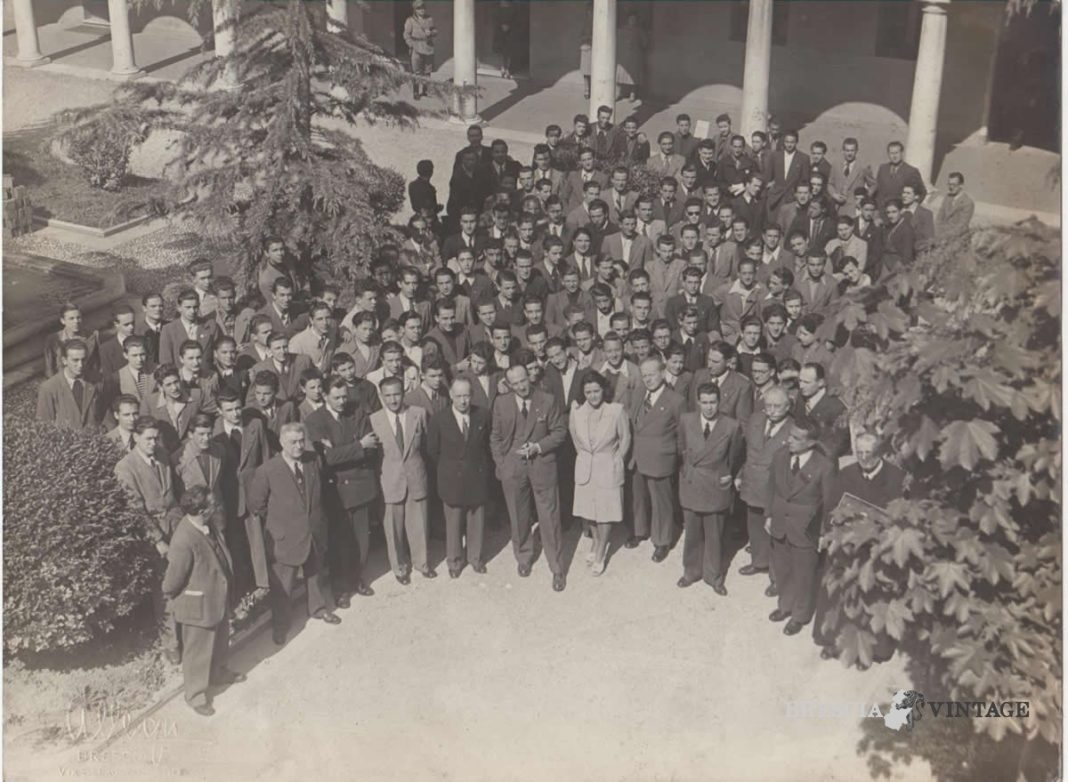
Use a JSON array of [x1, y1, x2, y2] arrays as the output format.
[[108, 67, 146, 81], [10, 55, 51, 68]]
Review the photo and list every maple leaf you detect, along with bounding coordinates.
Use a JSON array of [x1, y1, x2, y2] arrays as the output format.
[[938, 420, 1001, 470]]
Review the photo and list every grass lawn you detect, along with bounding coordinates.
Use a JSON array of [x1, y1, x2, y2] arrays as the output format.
[[3, 125, 170, 230]]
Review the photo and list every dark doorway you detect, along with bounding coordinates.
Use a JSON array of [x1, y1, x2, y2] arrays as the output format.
[[987, 1, 1060, 152], [476, 0, 530, 77], [393, 2, 410, 60]]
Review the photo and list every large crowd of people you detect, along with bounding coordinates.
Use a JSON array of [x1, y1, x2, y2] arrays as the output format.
[[35, 101, 966, 718]]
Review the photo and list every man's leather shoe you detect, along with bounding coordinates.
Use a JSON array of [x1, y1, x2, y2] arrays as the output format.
[[552, 574, 566, 592], [355, 583, 375, 597], [216, 669, 247, 685], [765, 583, 779, 597], [738, 564, 767, 576], [396, 573, 411, 585], [820, 647, 836, 661], [677, 577, 696, 588], [163, 649, 181, 665], [192, 703, 215, 717], [769, 609, 790, 623], [335, 594, 351, 609], [449, 568, 461, 579], [624, 536, 645, 549], [272, 629, 286, 646], [313, 611, 341, 625], [783, 620, 805, 636], [712, 582, 728, 596], [651, 546, 669, 563], [518, 564, 531, 577], [420, 567, 438, 579], [472, 562, 487, 574]]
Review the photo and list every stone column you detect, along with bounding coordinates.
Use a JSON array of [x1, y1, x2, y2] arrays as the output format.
[[588, 0, 618, 118], [739, 0, 774, 139], [327, 0, 349, 33], [12, 0, 49, 67], [905, 0, 950, 188], [452, 0, 479, 122], [107, 0, 143, 80]]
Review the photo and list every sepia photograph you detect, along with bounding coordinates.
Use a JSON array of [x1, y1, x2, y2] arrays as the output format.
[[0, 0, 1061, 780]]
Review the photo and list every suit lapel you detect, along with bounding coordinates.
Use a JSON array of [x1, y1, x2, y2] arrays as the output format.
[[401, 408, 415, 460]]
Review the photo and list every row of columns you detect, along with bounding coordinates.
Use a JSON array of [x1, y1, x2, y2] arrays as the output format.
[[10, 0, 949, 187]]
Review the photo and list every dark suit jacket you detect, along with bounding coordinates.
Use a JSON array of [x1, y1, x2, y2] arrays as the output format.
[[836, 461, 906, 510], [303, 405, 378, 510], [541, 362, 589, 415], [674, 332, 712, 374], [677, 413, 744, 513], [212, 414, 270, 519], [426, 405, 493, 507], [148, 390, 204, 456], [766, 150, 812, 213], [665, 294, 720, 337], [732, 194, 766, 236], [248, 453, 327, 567], [794, 392, 849, 459], [98, 337, 128, 378], [246, 400, 300, 454], [244, 354, 313, 405], [441, 232, 480, 263], [767, 448, 838, 548], [788, 215, 836, 254], [627, 385, 686, 478], [490, 390, 566, 482], [425, 326, 472, 368], [447, 167, 495, 219], [459, 371, 502, 411], [162, 517, 233, 628], [881, 219, 915, 272], [873, 161, 924, 210], [159, 318, 218, 370], [36, 372, 100, 431], [174, 439, 229, 514], [739, 413, 793, 509], [114, 447, 181, 544], [601, 232, 655, 270]]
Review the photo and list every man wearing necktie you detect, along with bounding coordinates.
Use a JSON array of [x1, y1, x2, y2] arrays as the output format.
[[626, 356, 686, 561], [490, 365, 569, 591], [764, 416, 837, 638], [813, 433, 907, 666], [677, 383, 744, 594], [37, 339, 100, 430], [370, 377, 435, 584], [249, 423, 341, 646]]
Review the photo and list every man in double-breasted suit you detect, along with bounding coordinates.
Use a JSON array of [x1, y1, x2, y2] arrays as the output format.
[[248, 422, 341, 646], [370, 377, 434, 582], [212, 392, 271, 592], [115, 416, 183, 661], [737, 386, 793, 588], [626, 357, 686, 560], [491, 365, 568, 591], [427, 378, 493, 577], [766, 417, 838, 636], [872, 142, 924, 211], [162, 485, 243, 716], [36, 339, 101, 431], [677, 383, 744, 593], [304, 377, 380, 603]]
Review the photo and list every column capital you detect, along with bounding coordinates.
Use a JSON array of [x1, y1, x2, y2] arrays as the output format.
[[919, 0, 950, 14]]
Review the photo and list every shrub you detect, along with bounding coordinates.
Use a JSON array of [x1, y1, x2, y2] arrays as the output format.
[[367, 163, 406, 223], [3, 418, 158, 656], [54, 111, 147, 193]]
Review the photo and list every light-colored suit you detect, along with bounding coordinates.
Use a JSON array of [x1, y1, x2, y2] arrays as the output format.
[[569, 401, 631, 523], [627, 385, 686, 546], [601, 231, 655, 270], [36, 372, 100, 431], [935, 192, 975, 239], [738, 412, 793, 571], [370, 406, 430, 574], [646, 152, 686, 179], [605, 189, 639, 224], [827, 158, 875, 205], [288, 327, 336, 374], [647, 258, 688, 318]]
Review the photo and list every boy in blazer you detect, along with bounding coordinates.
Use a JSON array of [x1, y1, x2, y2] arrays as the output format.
[[248, 423, 341, 646], [427, 378, 493, 577], [159, 289, 218, 370], [175, 413, 230, 522], [765, 417, 838, 636], [162, 486, 245, 716], [36, 339, 100, 431], [370, 377, 435, 583], [490, 365, 568, 591], [304, 377, 381, 602], [149, 365, 204, 457], [626, 357, 687, 560], [677, 383, 744, 593]]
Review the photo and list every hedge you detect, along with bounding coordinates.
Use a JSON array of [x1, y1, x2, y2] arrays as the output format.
[[3, 417, 158, 656]]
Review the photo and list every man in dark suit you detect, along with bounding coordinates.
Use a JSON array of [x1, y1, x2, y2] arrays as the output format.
[[147, 365, 204, 456], [795, 362, 849, 459], [618, 116, 650, 165], [424, 299, 472, 370], [162, 485, 245, 716], [447, 149, 494, 227], [304, 376, 380, 605], [36, 339, 101, 431], [408, 159, 441, 218], [249, 422, 342, 645], [788, 198, 836, 254], [257, 278, 301, 339], [245, 370, 299, 454], [677, 382, 744, 594], [665, 267, 721, 339], [490, 364, 568, 591], [688, 342, 755, 424], [765, 130, 811, 220], [427, 378, 493, 578], [159, 289, 219, 370], [98, 304, 139, 378], [626, 356, 686, 560], [732, 173, 766, 237], [872, 141, 925, 211], [139, 292, 165, 366], [213, 391, 271, 593], [737, 385, 793, 591], [766, 416, 838, 636], [718, 135, 758, 197]]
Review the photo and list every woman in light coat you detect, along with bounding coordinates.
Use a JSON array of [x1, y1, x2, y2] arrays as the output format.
[[569, 371, 631, 575]]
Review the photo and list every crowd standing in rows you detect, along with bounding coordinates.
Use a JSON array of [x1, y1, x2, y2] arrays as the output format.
[[36, 105, 968, 717]]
